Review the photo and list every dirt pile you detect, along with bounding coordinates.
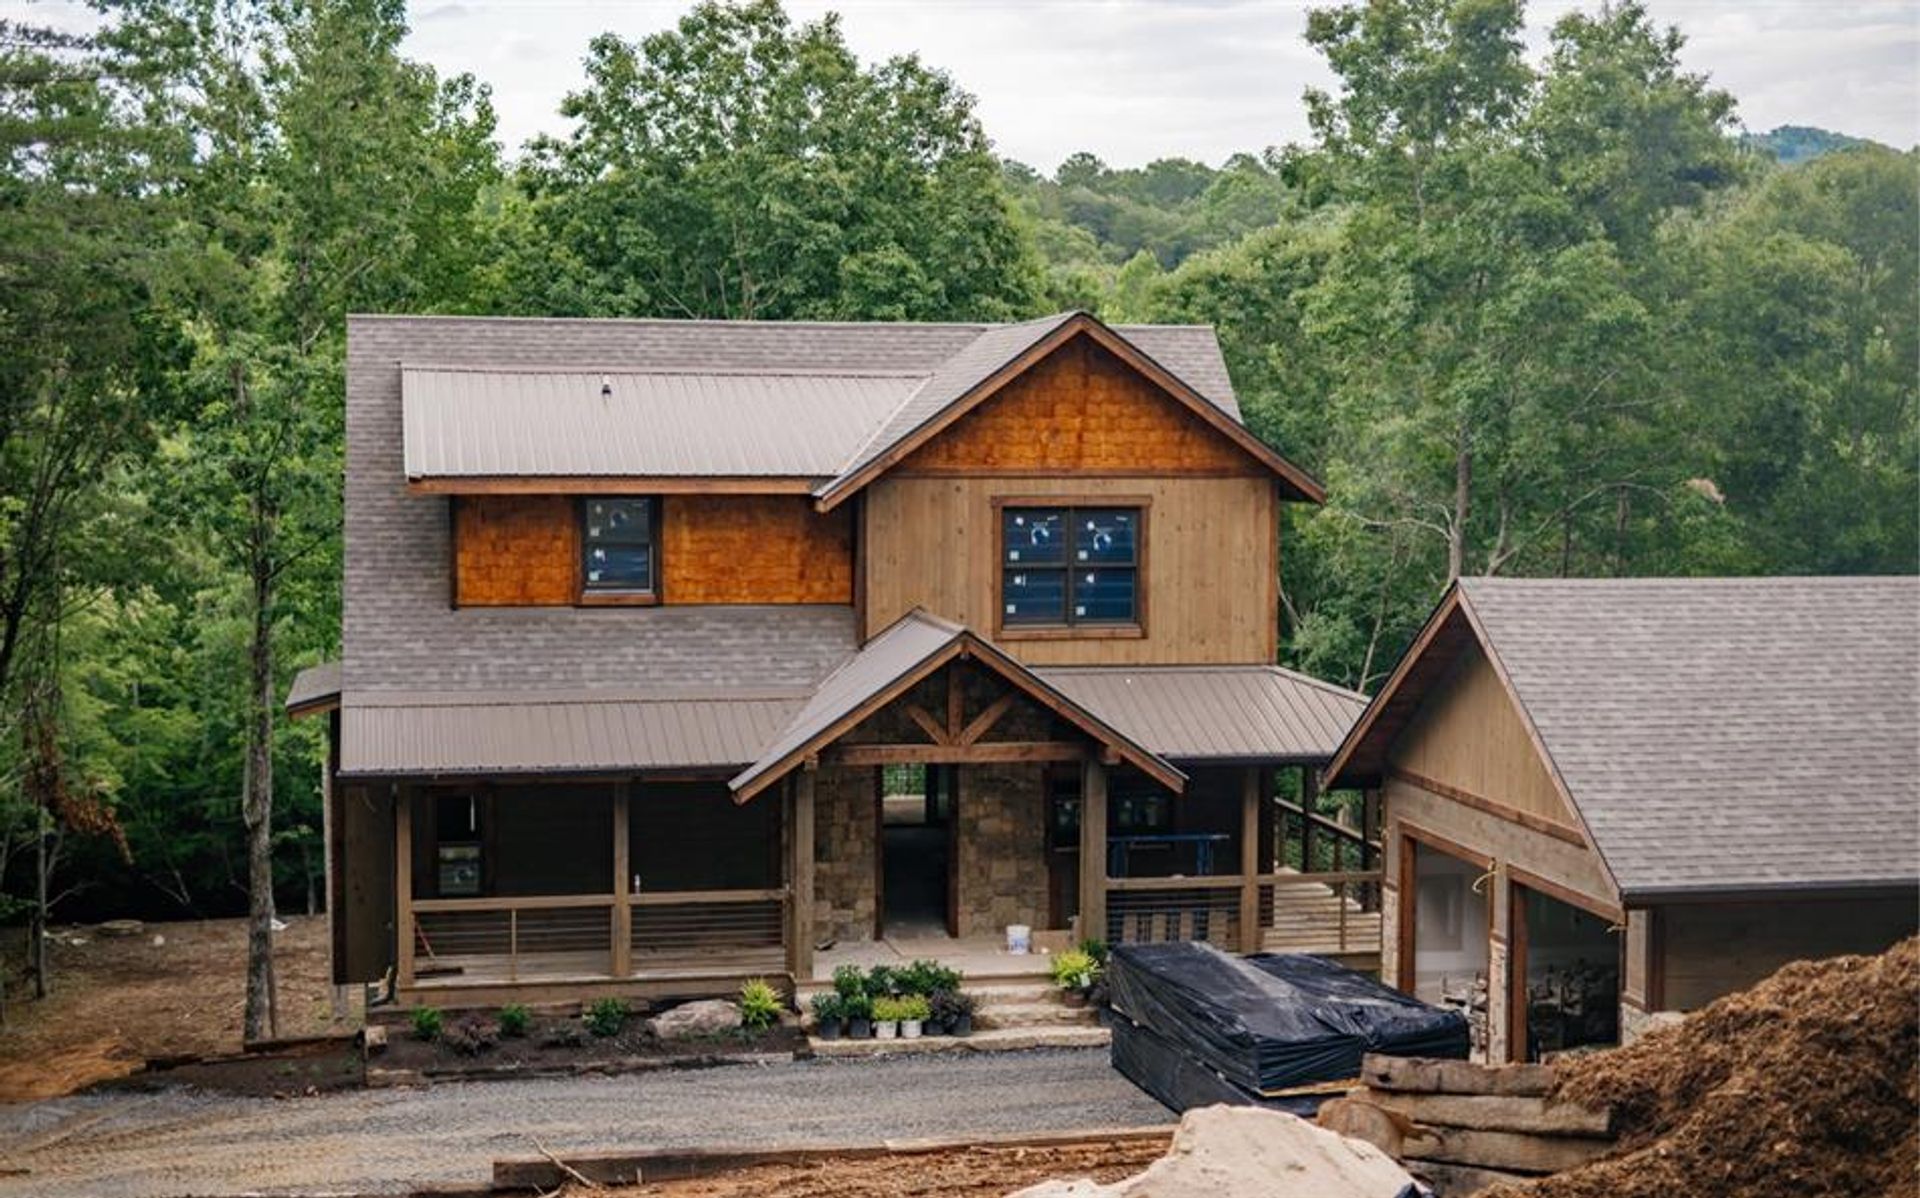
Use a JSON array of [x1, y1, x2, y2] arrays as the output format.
[[1483, 937, 1918, 1198], [1010, 1105, 1418, 1197]]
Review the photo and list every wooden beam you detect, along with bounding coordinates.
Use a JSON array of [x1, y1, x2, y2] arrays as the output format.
[[1390, 768, 1588, 848], [395, 787, 414, 989], [1239, 767, 1262, 954], [1079, 758, 1108, 947], [612, 783, 632, 978], [946, 668, 965, 741], [958, 693, 1017, 746], [788, 771, 816, 982], [1300, 768, 1319, 871], [904, 704, 951, 746], [826, 742, 1088, 766]]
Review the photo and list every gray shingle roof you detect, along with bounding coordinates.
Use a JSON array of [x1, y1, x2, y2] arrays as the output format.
[[1037, 665, 1366, 763], [286, 661, 342, 717], [1344, 576, 1920, 901]]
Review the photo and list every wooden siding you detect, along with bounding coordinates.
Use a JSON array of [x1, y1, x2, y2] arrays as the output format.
[[451, 494, 853, 606], [895, 334, 1264, 477], [1389, 648, 1578, 831], [861, 474, 1277, 665], [1385, 780, 1614, 918], [455, 495, 579, 606], [1658, 897, 1916, 1010], [660, 495, 852, 604]]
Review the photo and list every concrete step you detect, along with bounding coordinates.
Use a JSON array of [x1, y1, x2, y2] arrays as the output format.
[[973, 1001, 1102, 1030], [807, 1024, 1110, 1057]]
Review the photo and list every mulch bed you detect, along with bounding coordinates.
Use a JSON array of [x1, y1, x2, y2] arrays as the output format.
[[575, 1139, 1172, 1197], [1484, 937, 1918, 1198], [94, 1036, 366, 1098], [377, 1012, 806, 1080]]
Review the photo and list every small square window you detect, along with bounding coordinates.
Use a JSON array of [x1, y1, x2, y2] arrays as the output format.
[[582, 497, 657, 595]]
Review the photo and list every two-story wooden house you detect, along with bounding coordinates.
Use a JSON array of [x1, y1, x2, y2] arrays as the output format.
[[289, 311, 1375, 1007]]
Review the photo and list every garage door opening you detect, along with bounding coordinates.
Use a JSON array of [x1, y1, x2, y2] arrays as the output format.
[[1511, 884, 1621, 1061], [1405, 837, 1490, 1056]]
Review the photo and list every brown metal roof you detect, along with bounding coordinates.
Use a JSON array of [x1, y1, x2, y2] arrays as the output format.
[[286, 660, 342, 719], [402, 368, 922, 480], [1037, 665, 1366, 763], [1329, 576, 1920, 901], [337, 689, 808, 778], [729, 610, 1184, 800]]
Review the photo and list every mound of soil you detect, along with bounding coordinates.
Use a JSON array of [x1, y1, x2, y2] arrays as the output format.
[[1485, 937, 1918, 1198]]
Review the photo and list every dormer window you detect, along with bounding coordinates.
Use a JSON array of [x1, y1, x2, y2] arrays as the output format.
[[582, 497, 658, 598]]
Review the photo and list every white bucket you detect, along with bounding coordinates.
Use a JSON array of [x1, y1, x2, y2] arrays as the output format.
[[1006, 924, 1032, 955]]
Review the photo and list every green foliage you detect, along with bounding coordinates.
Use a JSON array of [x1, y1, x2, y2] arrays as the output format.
[[897, 959, 962, 997], [871, 995, 916, 1024], [583, 997, 630, 1037], [832, 963, 867, 1001], [1077, 939, 1109, 967], [1050, 949, 1100, 992], [738, 978, 782, 1030], [809, 992, 845, 1024], [1742, 125, 1876, 166], [409, 1007, 443, 1041], [839, 992, 873, 1023], [499, 0, 1042, 322], [496, 1003, 531, 1038], [862, 964, 900, 998]]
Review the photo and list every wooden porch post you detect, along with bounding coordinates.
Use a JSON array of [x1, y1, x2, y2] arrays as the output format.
[[1239, 767, 1261, 953], [788, 768, 816, 982], [1078, 758, 1107, 946], [1299, 768, 1320, 871], [394, 786, 414, 990], [612, 782, 632, 978]]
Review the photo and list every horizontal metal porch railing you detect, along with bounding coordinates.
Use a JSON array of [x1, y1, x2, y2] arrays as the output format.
[[1105, 875, 1245, 947], [406, 887, 789, 987]]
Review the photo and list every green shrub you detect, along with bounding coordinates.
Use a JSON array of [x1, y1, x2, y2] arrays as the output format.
[[1050, 949, 1100, 992], [899, 959, 961, 996], [871, 996, 910, 1023], [584, 997, 630, 1037], [896, 994, 930, 1022], [840, 992, 873, 1022], [1078, 938, 1110, 966], [832, 963, 866, 1000], [496, 1003, 531, 1038], [863, 964, 899, 998], [409, 1006, 444, 1041], [739, 978, 782, 1031], [809, 992, 845, 1024]]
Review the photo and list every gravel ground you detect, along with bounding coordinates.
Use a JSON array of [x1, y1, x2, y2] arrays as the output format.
[[0, 1048, 1171, 1198]]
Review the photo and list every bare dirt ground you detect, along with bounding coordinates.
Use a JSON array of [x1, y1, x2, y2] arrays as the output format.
[[0, 916, 360, 1101], [586, 1140, 1172, 1197]]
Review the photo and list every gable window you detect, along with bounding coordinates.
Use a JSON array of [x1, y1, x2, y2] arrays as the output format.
[[582, 497, 657, 597], [1001, 505, 1141, 628]]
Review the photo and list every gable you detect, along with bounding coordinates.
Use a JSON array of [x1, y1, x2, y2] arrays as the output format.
[[1388, 642, 1579, 832], [894, 333, 1265, 476]]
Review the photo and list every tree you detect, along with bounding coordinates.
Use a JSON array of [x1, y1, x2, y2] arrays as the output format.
[[504, 0, 1041, 321]]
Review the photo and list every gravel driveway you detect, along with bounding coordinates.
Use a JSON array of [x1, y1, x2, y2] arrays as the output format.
[[0, 1048, 1171, 1197]]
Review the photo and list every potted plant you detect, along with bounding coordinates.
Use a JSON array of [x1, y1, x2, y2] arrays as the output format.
[[872, 995, 904, 1039], [930, 989, 976, 1037], [842, 992, 874, 1039], [864, 964, 899, 1000], [833, 963, 866, 1001], [809, 992, 845, 1040], [898, 994, 930, 1039], [1051, 949, 1100, 1007]]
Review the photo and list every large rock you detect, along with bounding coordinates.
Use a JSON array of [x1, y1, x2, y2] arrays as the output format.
[[1010, 1105, 1417, 1198], [646, 999, 741, 1040]]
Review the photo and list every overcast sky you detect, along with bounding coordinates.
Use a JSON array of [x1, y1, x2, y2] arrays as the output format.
[[14, 0, 1917, 168]]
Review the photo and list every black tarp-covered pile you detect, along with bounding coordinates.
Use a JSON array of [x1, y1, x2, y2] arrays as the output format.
[[1108, 943, 1469, 1110]]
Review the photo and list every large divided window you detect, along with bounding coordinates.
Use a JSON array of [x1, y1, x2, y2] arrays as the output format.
[[581, 497, 658, 597], [1000, 504, 1142, 628]]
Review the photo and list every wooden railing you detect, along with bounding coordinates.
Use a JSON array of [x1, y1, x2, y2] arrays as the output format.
[[1105, 875, 1245, 947], [1257, 869, 1383, 956], [404, 888, 788, 987], [1276, 794, 1383, 911], [1103, 867, 1384, 956]]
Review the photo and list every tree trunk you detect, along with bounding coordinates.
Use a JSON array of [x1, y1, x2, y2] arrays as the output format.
[[1448, 434, 1472, 583], [30, 808, 47, 1000], [242, 508, 279, 1043]]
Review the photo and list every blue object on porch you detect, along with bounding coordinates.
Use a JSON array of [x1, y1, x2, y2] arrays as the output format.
[[1107, 832, 1232, 878]]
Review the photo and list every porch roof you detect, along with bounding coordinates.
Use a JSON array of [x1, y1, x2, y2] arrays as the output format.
[[1036, 665, 1366, 764], [334, 688, 807, 778], [728, 610, 1187, 801]]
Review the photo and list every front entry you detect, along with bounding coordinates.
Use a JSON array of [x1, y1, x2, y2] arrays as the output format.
[[878, 765, 958, 938]]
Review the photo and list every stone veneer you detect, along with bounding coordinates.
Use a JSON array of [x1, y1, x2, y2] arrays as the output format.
[[812, 766, 876, 944], [954, 763, 1052, 937]]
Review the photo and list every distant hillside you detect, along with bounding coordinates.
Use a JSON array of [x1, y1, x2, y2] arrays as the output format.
[[1743, 125, 1879, 165]]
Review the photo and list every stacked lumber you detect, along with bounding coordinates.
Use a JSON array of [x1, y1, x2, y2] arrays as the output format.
[[1317, 1055, 1617, 1197]]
